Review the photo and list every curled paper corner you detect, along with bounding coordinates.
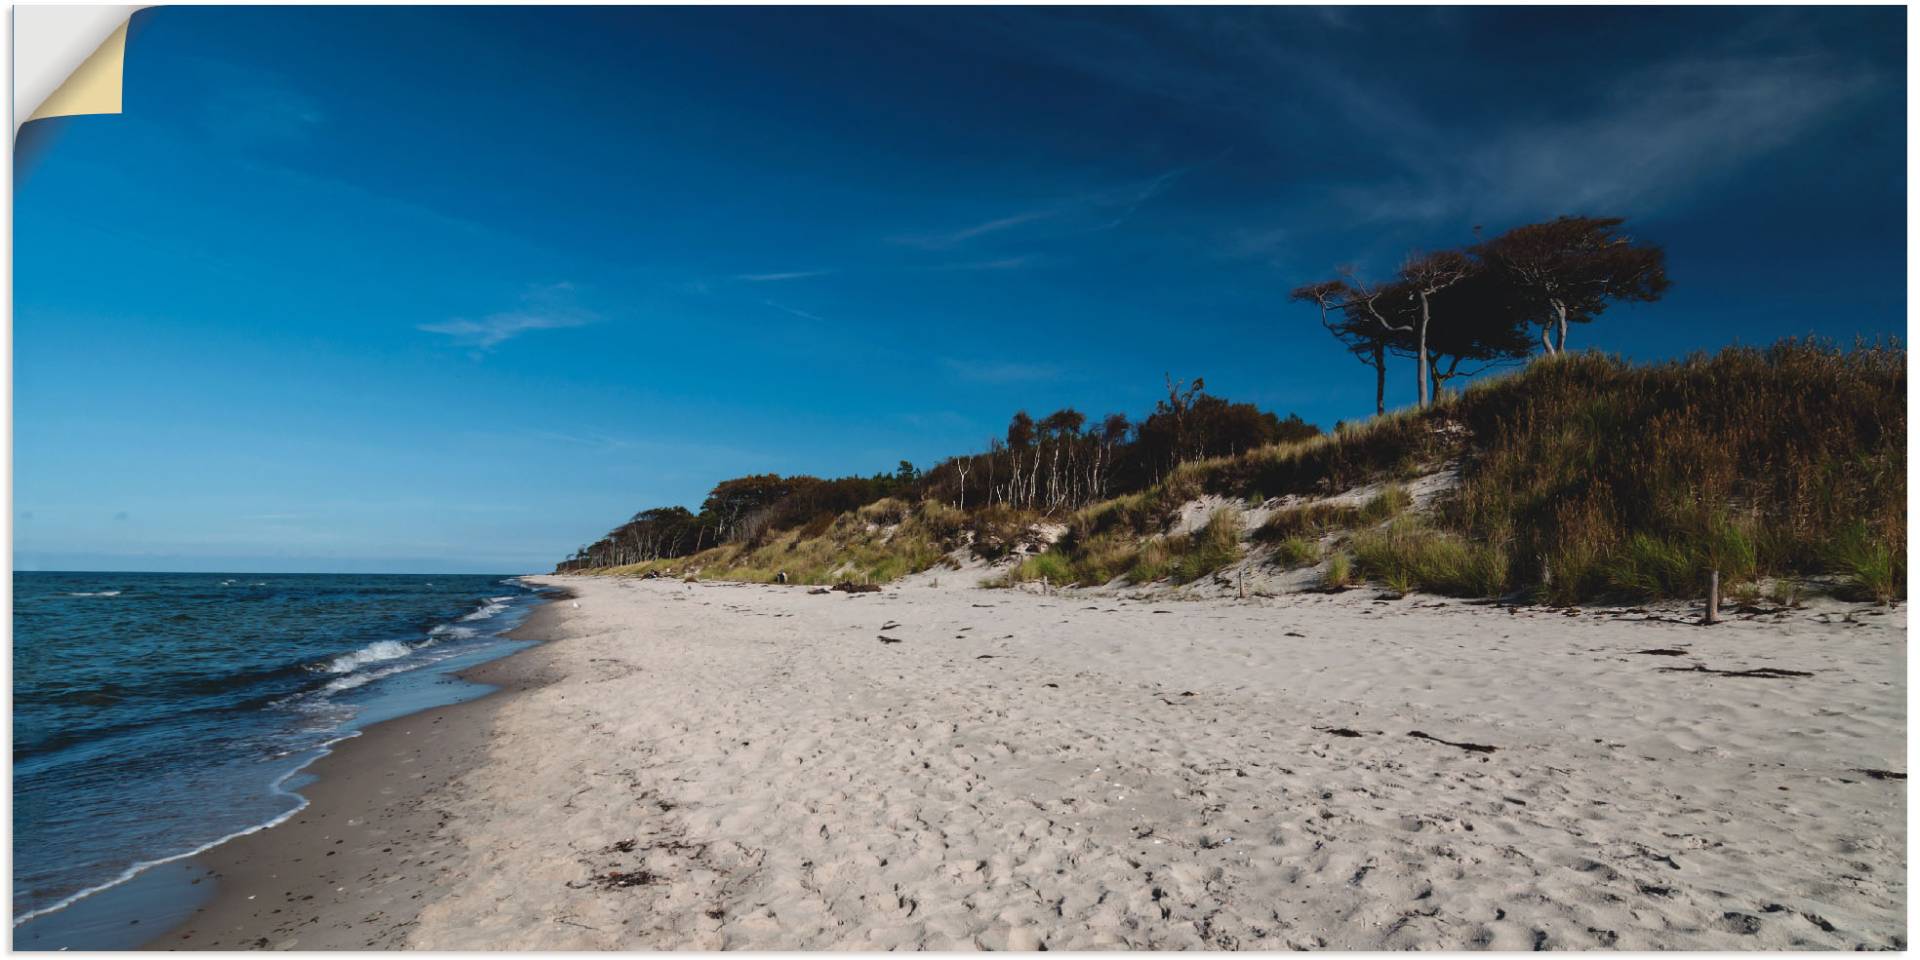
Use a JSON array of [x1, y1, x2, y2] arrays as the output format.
[[14, 5, 146, 137]]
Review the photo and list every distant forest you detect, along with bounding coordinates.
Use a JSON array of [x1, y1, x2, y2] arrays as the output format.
[[559, 215, 1668, 572], [559, 379, 1320, 570]]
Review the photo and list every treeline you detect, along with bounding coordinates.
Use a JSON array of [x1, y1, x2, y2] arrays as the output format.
[[559, 470, 919, 570], [561, 212, 1678, 576], [557, 378, 1319, 571], [1295, 215, 1668, 414]]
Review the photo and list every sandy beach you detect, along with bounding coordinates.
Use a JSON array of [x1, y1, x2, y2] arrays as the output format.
[[157, 574, 1905, 949], [164, 572, 1903, 950]]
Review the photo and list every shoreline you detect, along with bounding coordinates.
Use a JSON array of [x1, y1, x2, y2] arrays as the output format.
[[142, 591, 574, 950]]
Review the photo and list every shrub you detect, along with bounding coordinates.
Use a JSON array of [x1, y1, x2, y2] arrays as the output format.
[[1011, 550, 1074, 585], [1070, 534, 1142, 585], [1598, 512, 1759, 601], [1256, 484, 1409, 545], [1322, 551, 1355, 590], [1255, 502, 1360, 541], [1602, 534, 1695, 599], [1272, 536, 1320, 568], [914, 499, 967, 540], [857, 498, 910, 526], [1442, 342, 1902, 601], [1359, 484, 1413, 523], [1353, 519, 1508, 598], [1065, 491, 1160, 544], [1172, 507, 1243, 583], [968, 505, 1040, 560], [1127, 539, 1176, 584], [1828, 520, 1904, 603], [1199, 404, 1454, 503]]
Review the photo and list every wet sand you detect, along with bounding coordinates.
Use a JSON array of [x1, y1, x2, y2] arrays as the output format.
[[145, 599, 569, 950]]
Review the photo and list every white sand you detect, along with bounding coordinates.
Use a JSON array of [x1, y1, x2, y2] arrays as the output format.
[[408, 575, 1905, 949]]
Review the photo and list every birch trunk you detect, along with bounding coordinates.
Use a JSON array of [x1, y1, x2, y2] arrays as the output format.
[[1416, 292, 1432, 407]]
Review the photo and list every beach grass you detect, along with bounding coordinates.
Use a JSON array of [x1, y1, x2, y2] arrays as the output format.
[[593, 341, 1902, 604]]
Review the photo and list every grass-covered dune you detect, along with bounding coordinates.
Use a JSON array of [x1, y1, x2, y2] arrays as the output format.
[[586, 340, 1905, 604]]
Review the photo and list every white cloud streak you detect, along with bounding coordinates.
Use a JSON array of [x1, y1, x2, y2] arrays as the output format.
[[734, 269, 834, 283], [892, 167, 1190, 250], [763, 300, 825, 322], [418, 282, 595, 351], [937, 254, 1042, 271], [892, 209, 1056, 249]]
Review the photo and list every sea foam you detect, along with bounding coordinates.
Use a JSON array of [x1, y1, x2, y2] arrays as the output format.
[[321, 640, 413, 674], [459, 597, 515, 622]]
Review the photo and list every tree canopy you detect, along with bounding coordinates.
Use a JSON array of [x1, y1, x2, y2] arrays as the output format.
[[1295, 215, 1668, 410]]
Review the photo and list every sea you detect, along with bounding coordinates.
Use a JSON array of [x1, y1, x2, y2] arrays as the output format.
[[11, 571, 552, 949]]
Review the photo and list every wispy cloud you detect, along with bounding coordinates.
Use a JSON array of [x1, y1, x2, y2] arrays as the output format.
[[936, 254, 1042, 272], [892, 209, 1056, 249], [930, 8, 1877, 232], [941, 357, 1064, 383], [1318, 52, 1878, 228], [1087, 167, 1190, 230], [419, 313, 592, 350], [892, 167, 1190, 250], [1465, 55, 1873, 220], [734, 269, 834, 283], [763, 300, 825, 323], [419, 283, 595, 352]]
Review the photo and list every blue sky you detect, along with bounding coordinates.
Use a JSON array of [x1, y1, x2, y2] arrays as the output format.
[[14, 6, 1906, 573]]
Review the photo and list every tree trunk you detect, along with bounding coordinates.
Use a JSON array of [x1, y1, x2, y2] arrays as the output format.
[[1029, 450, 1042, 510], [1415, 293, 1432, 407], [1554, 302, 1569, 353], [1372, 343, 1386, 416]]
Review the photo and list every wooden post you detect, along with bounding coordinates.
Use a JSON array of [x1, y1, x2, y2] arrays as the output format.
[[1238, 568, 1246, 601], [1705, 569, 1720, 625]]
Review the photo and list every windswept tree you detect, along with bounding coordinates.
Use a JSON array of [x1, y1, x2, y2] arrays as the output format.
[[1421, 268, 1535, 398], [1292, 277, 1409, 416], [1472, 215, 1669, 355], [1297, 218, 1659, 409], [1398, 250, 1476, 408]]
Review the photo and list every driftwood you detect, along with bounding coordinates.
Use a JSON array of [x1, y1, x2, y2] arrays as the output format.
[[1407, 730, 1498, 753], [1659, 664, 1814, 679]]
